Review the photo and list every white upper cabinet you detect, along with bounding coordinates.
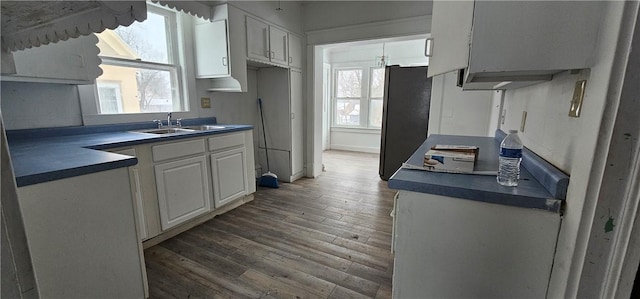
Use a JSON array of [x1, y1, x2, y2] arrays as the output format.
[[246, 15, 292, 68], [428, 0, 603, 90], [427, 1, 473, 78], [288, 33, 303, 69], [269, 26, 289, 65], [194, 19, 230, 78], [246, 16, 271, 62], [1, 34, 102, 84], [194, 4, 249, 92]]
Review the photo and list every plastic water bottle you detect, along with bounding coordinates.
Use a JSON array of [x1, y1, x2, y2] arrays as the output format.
[[497, 130, 523, 186]]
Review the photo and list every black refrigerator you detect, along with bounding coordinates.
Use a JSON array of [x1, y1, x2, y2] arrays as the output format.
[[379, 65, 432, 180]]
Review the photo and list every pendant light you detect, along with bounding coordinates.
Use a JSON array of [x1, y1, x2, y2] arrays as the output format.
[[376, 43, 389, 67]]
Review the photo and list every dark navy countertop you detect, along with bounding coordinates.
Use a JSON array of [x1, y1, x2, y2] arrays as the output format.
[[388, 133, 569, 213], [7, 118, 253, 187]]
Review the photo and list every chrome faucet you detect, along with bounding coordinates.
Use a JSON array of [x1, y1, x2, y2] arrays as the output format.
[[167, 112, 172, 128]]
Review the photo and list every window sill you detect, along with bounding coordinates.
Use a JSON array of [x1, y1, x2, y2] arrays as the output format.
[[330, 126, 381, 134]]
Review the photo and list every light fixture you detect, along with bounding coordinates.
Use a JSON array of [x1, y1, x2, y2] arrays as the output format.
[[376, 43, 389, 67], [276, 1, 283, 11]]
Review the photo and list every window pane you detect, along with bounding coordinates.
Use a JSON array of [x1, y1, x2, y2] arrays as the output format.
[[336, 70, 362, 98], [336, 99, 360, 126], [97, 11, 170, 64], [97, 82, 123, 114], [370, 68, 385, 98], [369, 99, 383, 127], [97, 64, 181, 114]]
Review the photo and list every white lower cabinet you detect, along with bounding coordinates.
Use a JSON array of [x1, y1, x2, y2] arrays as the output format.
[[105, 130, 255, 243], [210, 147, 248, 207], [155, 156, 211, 231]]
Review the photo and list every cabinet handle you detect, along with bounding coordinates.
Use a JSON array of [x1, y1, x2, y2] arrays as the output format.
[[291, 112, 295, 119], [271, 51, 275, 59], [288, 57, 292, 64], [265, 50, 270, 58], [425, 38, 434, 58], [222, 57, 228, 66]]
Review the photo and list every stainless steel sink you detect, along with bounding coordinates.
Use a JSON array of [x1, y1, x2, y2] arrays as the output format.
[[184, 125, 226, 130], [137, 128, 196, 134]]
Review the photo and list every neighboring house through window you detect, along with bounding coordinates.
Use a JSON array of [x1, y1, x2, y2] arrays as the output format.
[[97, 81, 124, 114]]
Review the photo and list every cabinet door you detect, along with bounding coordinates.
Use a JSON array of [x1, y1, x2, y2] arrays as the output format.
[[290, 70, 304, 178], [246, 16, 270, 62], [3, 34, 101, 84], [155, 156, 211, 231], [210, 148, 248, 208], [194, 19, 229, 78], [288, 33, 303, 69], [269, 26, 288, 65], [427, 0, 474, 78]]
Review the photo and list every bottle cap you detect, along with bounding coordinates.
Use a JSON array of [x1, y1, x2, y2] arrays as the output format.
[[508, 129, 518, 133]]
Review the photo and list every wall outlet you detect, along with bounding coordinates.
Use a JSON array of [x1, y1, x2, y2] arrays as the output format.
[[201, 97, 211, 108], [569, 80, 587, 117]]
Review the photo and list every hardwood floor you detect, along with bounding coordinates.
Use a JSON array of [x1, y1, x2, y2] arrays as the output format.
[[145, 150, 396, 298]]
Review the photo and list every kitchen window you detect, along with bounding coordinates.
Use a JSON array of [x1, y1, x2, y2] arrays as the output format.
[[333, 67, 385, 128], [79, 2, 197, 124], [96, 6, 183, 114]]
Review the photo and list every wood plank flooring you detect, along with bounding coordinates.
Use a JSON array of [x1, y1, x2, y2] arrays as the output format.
[[145, 150, 396, 298]]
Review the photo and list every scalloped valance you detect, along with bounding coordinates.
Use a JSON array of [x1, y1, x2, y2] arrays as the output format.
[[1, 1, 147, 52], [152, 1, 213, 21]]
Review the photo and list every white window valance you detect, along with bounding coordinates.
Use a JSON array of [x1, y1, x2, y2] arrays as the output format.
[[1, 1, 148, 52], [152, 1, 213, 21]]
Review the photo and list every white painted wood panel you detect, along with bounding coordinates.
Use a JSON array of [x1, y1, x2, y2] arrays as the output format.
[[17, 168, 146, 298], [109, 148, 148, 241], [288, 33, 303, 69], [3, 34, 101, 84], [194, 19, 230, 78], [211, 147, 248, 208], [152, 138, 205, 162], [208, 132, 245, 152], [427, 0, 473, 77], [155, 156, 211, 230], [290, 69, 304, 177], [269, 26, 288, 65], [393, 190, 560, 298], [246, 16, 270, 62], [257, 67, 291, 151]]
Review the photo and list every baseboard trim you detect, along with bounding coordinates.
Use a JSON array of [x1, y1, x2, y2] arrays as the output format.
[[330, 144, 380, 154]]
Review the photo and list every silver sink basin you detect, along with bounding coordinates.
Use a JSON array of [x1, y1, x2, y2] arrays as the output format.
[[137, 128, 196, 134], [184, 125, 226, 130]]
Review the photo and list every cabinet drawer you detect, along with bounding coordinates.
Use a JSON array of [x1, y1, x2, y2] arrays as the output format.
[[208, 133, 244, 152], [152, 139, 206, 162]]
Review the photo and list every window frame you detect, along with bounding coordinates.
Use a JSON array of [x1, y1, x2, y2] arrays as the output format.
[[79, 2, 198, 125], [333, 67, 364, 127], [331, 64, 385, 130], [368, 67, 385, 128], [96, 81, 124, 114]]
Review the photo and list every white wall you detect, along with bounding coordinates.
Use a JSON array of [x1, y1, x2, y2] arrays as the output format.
[[428, 71, 494, 137], [498, 2, 629, 297], [0, 82, 83, 130], [302, 1, 432, 32]]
